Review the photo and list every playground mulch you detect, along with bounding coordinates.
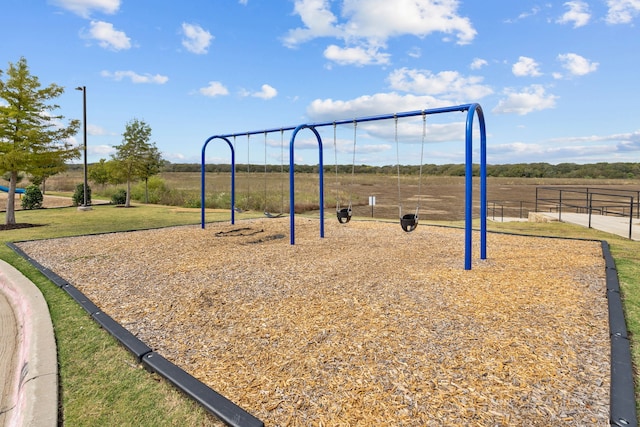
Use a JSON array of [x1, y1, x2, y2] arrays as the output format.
[[17, 217, 610, 426]]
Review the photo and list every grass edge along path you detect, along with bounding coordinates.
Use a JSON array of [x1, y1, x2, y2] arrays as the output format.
[[1, 205, 639, 424]]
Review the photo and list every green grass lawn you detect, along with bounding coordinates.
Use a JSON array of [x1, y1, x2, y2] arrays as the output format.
[[2, 204, 638, 424]]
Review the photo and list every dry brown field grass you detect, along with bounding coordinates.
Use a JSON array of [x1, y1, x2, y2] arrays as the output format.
[[30, 170, 640, 221]]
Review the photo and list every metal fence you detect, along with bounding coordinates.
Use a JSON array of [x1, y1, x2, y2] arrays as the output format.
[[535, 186, 637, 239]]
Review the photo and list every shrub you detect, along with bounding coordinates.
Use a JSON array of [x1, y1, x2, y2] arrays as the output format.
[[21, 184, 43, 210], [111, 189, 127, 205], [131, 176, 169, 204], [72, 183, 92, 206]]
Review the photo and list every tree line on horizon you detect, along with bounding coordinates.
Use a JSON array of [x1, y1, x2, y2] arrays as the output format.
[[77, 161, 638, 179]]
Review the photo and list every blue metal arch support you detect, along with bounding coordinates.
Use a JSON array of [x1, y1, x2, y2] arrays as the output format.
[[289, 124, 324, 245], [201, 136, 236, 228], [464, 103, 487, 270]]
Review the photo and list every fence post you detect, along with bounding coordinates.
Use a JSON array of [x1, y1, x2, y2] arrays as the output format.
[[629, 196, 634, 240], [558, 190, 563, 222], [520, 201, 523, 219], [587, 192, 593, 228]]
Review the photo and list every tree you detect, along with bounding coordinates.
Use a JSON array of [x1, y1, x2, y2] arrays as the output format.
[[138, 143, 163, 203], [29, 156, 67, 194], [88, 158, 110, 189], [112, 118, 154, 207], [0, 57, 80, 224], [105, 159, 127, 186]]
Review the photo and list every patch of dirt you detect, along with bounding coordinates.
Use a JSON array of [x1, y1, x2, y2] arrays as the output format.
[[0, 192, 73, 211]]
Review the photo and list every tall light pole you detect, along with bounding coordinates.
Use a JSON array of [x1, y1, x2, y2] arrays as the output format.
[[75, 86, 90, 210]]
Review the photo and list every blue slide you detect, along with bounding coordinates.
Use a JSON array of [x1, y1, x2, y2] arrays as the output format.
[[0, 185, 25, 194]]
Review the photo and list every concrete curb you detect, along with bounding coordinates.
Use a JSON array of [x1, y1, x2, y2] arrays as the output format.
[[0, 260, 57, 427]]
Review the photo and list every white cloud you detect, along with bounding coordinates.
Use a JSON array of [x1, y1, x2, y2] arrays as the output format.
[[240, 84, 278, 99], [50, 0, 120, 18], [338, 0, 476, 44], [616, 130, 640, 151], [199, 81, 229, 97], [85, 20, 131, 50], [387, 68, 493, 101], [504, 6, 545, 23], [493, 85, 558, 115], [89, 144, 116, 157], [557, 1, 591, 28], [238, 0, 248, 4], [283, 0, 476, 65], [164, 152, 189, 162], [550, 130, 640, 152], [512, 56, 542, 77], [306, 92, 451, 122], [488, 141, 609, 164], [181, 23, 213, 55], [101, 70, 169, 84], [87, 124, 112, 136], [282, 0, 341, 47], [557, 53, 598, 76], [407, 47, 422, 59], [470, 58, 487, 70], [324, 44, 390, 66], [362, 121, 465, 143], [606, 0, 640, 24], [491, 130, 640, 163], [255, 84, 278, 99]]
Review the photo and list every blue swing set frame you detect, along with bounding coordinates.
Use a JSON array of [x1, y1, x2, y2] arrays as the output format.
[[201, 103, 487, 270]]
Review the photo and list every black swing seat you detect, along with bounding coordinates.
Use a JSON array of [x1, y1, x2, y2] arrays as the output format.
[[264, 211, 283, 218], [401, 214, 418, 232], [337, 207, 352, 224]]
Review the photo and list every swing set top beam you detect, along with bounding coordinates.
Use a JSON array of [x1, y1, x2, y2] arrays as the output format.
[[212, 104, 473, 139]]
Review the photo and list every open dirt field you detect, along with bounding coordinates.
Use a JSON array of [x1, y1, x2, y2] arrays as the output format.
[[17, 217, 610, 426]]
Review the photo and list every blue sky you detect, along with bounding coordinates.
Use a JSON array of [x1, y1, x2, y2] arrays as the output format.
[[2, 0, 639, 166]]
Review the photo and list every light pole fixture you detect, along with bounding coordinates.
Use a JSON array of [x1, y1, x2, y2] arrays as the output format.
[[75, 86, 91, 210]]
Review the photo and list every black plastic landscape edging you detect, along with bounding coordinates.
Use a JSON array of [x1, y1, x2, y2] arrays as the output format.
[[142, 352, 264, 427], [601, 241, 638, 427], [7, 241, 265, 427]]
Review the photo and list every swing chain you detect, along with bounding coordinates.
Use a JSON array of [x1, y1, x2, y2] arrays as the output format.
[[348, 120, 357, 212], [333, 122, 341, 212], [394, 114, 402, 219], [415, 112, 427, 215]]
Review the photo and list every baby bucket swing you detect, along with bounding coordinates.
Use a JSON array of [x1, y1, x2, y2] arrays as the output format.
[[396, 112, 427, 233]]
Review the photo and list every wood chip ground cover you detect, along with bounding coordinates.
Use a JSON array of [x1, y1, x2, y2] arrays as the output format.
[[18, 218, 610, 426]]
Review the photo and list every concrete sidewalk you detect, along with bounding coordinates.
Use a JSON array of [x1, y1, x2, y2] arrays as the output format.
[[0, 260, 57, 427], [531, 212, 640, 241]]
